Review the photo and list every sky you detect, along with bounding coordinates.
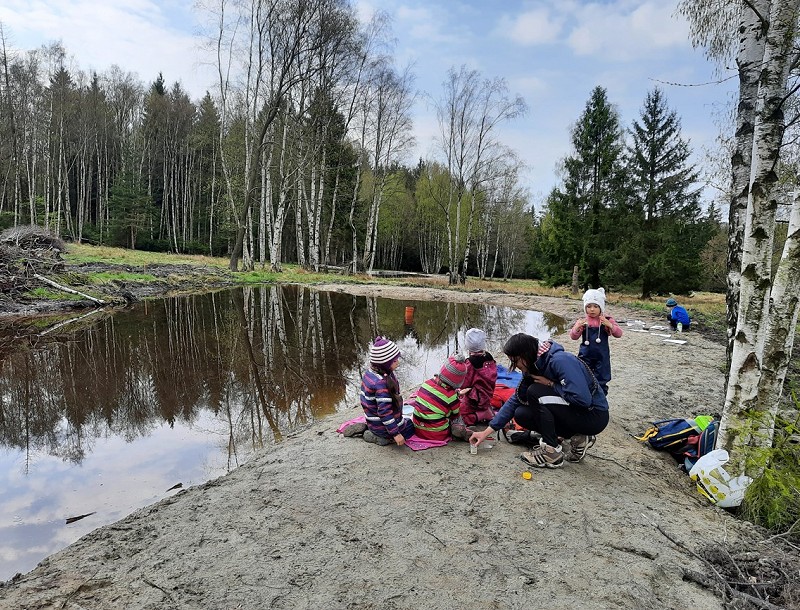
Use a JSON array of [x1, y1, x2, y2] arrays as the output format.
[[0, 0, 737, 208]]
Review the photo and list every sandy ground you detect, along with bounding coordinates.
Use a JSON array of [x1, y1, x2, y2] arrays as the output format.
[[0, 284, 764, 610]]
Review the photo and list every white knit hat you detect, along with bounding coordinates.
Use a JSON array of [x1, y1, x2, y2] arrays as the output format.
[[465, 328, 486, 352], [369, 336, 400, 365], [582, 287, 606, 315]]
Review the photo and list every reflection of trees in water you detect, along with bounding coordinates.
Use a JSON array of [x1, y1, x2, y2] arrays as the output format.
[[0, 287, 560, 466]]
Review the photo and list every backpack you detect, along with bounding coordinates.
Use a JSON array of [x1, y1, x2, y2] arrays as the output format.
[[636, 418, 701, 451], [684, 420, 719, 470], [635, 418, 703, 458]]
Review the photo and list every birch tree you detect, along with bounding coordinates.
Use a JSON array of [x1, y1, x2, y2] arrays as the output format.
[[434, 66, 526, 284], [206, 0, 353, 271], [681, 0, 800, 468], [360, 63, 415, 272]]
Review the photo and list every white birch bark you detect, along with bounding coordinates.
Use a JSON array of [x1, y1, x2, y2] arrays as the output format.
[[719, 0, 800, 464]]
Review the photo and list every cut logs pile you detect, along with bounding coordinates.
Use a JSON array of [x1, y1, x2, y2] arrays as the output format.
[[0, 225, 67, 301]]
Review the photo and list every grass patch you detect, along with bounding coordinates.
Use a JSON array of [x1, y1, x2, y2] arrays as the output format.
[[86, 271, 158, 284], [24, 287, 85, 301], [65, 243, 227, 269]]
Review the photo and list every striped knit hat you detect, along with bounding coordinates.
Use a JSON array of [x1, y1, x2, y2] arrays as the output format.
[[438, 354, 468, 389], [370, 336, 400, 365]]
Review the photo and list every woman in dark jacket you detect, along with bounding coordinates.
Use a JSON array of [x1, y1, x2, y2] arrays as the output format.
[[469, 333, 609, 468]]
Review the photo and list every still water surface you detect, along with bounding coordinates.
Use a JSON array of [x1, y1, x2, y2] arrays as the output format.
[[0, 285, 564, 580]]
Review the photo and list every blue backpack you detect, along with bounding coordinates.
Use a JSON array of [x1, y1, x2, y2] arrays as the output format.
[[635, 418, 702, 455], [684, 420, 719, 470]]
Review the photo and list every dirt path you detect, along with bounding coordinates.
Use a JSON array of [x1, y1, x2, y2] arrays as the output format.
[[0, 284, 762, 610]]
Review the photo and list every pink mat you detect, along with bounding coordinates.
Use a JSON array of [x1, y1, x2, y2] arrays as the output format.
[[337, 415, 449, 451]]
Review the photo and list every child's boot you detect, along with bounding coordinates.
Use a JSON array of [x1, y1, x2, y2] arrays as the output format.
[[450, 417, 471, 441], [341, 422, 367, 437], [363, 430, 392, 446]]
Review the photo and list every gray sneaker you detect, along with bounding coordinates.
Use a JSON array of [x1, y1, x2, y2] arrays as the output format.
[[520, 441, 564, 468], [566, 434, 593, 462], [363, 430, 392, 446]]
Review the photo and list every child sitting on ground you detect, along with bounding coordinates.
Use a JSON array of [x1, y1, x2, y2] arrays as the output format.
[[665, 298, 691, 331], [410, 354, 471, 442], [358, 336, 415, 446], [459, 328, 498, 427], [569, 287, 622, 395]]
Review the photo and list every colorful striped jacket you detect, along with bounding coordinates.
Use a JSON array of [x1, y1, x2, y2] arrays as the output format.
[[410, 376, 460, 441], [360, 368, 404, 437]]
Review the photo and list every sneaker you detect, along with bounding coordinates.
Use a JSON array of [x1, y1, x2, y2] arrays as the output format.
[[566, 434, 589, 462], [520, 441, 563, 469], [503, 429, 542, 447], [341, 422, 367, 437], [363, 430, 392, 446], [567, 434, 597, 462]]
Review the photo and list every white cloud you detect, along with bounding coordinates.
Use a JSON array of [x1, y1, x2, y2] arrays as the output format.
[[497, 8, 564, 45], [566, 1, 689, 61], [0, 0, 215, 99], [510, 75, 550, 98]]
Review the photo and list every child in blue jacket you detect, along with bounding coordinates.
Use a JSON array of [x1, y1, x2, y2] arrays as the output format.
[[666, 298, 691, 331]]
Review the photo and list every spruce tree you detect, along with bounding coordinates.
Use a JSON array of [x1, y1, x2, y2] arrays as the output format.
[[535, 86, 624, 287], [623, 87, 707, 297]]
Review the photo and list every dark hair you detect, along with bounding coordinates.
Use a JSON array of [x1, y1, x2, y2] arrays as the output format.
[[503, 333, 539, 372]]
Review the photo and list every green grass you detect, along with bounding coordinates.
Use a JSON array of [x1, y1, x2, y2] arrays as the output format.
[[65, 243, 225, 268], [86, 271, 158, 284], [25, 287, 86, 301]]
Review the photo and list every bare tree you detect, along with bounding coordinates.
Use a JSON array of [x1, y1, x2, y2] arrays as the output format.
[[359, 63, 415, 272], [433, 66, 526, 284], [206, 0, 353, 271]]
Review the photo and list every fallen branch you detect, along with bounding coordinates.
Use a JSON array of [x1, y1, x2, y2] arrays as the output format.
[[642, 513, 785, 610], [33, 273, 106, 305], [424, 529, 446, 547]]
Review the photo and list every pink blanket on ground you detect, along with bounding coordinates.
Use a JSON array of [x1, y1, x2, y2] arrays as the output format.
[[336, 415, 449, 451]]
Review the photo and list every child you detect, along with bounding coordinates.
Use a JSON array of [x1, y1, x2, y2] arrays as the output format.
[[459, 328, 498, 426], [411, 355, 471, 442], [665, 298, 691, 331], [569, 287, 622, 395], [359, 336, 415, 446]]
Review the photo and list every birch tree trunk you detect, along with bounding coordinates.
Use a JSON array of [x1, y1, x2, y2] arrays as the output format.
[[719, 0, 800, 468], [725, 0, 770, 369]]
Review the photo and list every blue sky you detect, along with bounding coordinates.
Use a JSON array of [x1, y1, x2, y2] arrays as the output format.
[[0, 0, 736, 207]]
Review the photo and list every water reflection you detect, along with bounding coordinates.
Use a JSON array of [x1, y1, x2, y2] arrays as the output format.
[[0, 285, 564, 580]]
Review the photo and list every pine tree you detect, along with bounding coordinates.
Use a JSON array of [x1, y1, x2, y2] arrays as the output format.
[[623, 87, 707, 297], [109, 168, 152, 249], [535, 87, 624, 287]]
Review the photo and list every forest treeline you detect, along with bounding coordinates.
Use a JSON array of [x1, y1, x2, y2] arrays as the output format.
[[0, 2, 729, 295]]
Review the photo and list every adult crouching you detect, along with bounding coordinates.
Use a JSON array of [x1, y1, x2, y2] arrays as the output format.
[[469, 333, 609, 468]]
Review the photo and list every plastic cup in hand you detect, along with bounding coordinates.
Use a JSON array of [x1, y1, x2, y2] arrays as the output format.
[[469, 442, 478, 455]]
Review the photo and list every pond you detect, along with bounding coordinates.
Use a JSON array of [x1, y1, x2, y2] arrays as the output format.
[[0, 285, 565, 581]]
